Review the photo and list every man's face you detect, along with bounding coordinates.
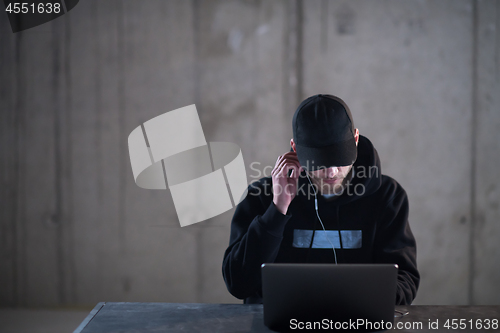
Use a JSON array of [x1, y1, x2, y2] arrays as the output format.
[[290, 128, 359, 195], [308, 165, 353, 195]]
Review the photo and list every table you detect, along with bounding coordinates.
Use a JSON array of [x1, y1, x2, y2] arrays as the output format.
[[74, 303, 500, 332]]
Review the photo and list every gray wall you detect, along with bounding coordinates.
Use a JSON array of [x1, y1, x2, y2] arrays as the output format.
[[0, 0, 498, 307]]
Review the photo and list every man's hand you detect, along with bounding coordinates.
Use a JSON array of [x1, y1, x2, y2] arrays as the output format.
[[271, 151, 303, 215]]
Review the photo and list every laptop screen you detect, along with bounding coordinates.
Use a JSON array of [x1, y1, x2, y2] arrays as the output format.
[[261, 263, 398, 332]]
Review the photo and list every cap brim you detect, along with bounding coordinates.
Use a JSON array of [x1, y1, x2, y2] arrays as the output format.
[[295, 137, 357, 171]]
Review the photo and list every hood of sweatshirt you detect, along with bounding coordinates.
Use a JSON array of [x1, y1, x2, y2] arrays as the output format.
[[296, 135, 382, 206]]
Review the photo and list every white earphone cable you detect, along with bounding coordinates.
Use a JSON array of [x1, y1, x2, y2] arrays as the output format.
[[306, 173, 338, 264]]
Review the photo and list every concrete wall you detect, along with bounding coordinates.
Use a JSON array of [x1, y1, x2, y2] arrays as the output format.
[[0, 0, 498, 307]]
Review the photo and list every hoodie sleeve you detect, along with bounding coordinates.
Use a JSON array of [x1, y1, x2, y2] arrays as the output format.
[[222, 181, 292, 300], [374, 184, 420, 305]]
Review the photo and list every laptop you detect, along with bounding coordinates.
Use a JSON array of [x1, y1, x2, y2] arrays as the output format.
[[261, 263, 398, 332]]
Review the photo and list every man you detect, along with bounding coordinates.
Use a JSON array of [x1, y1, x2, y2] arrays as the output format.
[[222, 94, 419, 305]]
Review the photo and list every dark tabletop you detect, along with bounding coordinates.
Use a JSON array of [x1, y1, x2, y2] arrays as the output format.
[[74, 302, 500, 333]]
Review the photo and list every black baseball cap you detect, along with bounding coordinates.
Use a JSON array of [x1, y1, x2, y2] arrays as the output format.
[[292, 94, 357, 171]]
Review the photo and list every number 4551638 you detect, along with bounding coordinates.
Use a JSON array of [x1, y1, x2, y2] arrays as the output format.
[[444, 318, 498, 330], [5, 2, 61, 14]]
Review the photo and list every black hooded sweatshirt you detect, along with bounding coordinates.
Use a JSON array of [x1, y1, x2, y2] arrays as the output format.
[[222, 135, 419, 305]]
